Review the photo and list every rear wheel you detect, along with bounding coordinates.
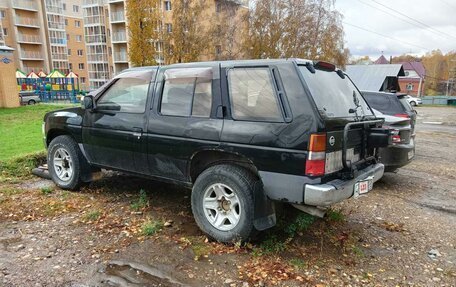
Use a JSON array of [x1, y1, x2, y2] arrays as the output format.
[[48, 135, 90, 191], [28, 99, 36, 105], [410, 101, 416, 106], [191, 164, 257, 243]]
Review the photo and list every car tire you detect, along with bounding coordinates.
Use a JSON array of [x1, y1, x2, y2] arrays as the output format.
[[48, 135, 91, 191], [191, 164, 257, 243], [28, 99, 36, 105], [410, 101, 416, 106]]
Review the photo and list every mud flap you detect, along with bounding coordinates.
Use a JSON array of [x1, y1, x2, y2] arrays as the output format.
[[253, 181, 276, 231]]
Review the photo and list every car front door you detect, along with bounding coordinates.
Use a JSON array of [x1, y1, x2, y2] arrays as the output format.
[[82, 69, 156, 172]]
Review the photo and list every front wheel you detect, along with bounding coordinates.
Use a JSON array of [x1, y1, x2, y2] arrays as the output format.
[[48, 135, 90, 190], [191, 164, 257, 243], [410, 101, 417, 106], [28, 99, 36, 105]]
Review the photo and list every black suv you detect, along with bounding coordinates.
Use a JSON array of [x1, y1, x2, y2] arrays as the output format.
[[43, 59, 388, 243]]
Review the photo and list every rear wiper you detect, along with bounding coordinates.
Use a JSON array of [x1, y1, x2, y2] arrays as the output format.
[[349, 90, 362, 121]]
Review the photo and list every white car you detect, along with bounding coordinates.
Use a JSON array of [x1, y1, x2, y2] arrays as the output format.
[[405, 95, 422, 106]]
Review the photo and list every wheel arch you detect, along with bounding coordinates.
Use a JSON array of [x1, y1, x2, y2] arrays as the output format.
[[46, 129, 75, 147], [188, 149, 260, 183]]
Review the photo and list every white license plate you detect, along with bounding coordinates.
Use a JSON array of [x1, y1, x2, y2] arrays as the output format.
[[354, 176, 374, 197], [408, 150, 414, 160]]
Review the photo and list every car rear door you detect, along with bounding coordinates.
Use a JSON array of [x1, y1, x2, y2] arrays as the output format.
[[82, 69, 155, 172], [144, 64, 222, 182]]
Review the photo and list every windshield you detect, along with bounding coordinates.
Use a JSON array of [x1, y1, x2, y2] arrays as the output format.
[[299, 66, 373, 118]]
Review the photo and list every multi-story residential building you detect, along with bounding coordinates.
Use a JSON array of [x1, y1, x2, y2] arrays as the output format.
[[108, 0, 129, 74], [82, 0, 112, 90], [0, 0, 50, 73], [63, 0, 89, 90]]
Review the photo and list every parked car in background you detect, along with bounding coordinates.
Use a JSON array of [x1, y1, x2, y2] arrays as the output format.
[[361, 91, 417, 133], [404, 95, 422, 106], [372, 109, 415, 172], [43, 59, 391, 243], [19, 91, 41, 105]]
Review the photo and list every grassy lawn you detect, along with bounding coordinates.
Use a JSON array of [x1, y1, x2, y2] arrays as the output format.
[[0, 104, 75, 161]]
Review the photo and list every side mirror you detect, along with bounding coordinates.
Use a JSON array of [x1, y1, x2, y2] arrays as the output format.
[[82, 95, 95, 110]]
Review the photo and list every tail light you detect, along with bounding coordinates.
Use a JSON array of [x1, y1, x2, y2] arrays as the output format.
[[305, 133, 326, 176], [390, 129, 401, 143], [394, 113, 410, 118]]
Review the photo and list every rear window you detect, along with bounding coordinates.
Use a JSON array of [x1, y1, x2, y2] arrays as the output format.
[[398, 97, 413, 112], [363, 93, 405, 115], [299, 66, 373, 118]]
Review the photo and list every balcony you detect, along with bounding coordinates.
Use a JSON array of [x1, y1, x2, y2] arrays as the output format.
[[88, 71, 110, 80], [15, 16, 40, 28], [51, 53, 68, 60], [48, 22, 65, 30], [83, 15, 104, 26], [50, 37, 67, 45], [87, 53, 108, 62], [46, 5, 63, 14], [111, 31, 126, 42], [110, 11, 125, 22], [83, 0, 105, 7], [85, 34, 106, 44], [17, 34, 42, 44], [114, 52, 127, 62], [12, 0, 38, 11], [20, 50, 44, 60], [23, 65, 45, 72]]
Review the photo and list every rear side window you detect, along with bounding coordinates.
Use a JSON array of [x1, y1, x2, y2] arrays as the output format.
[[363, 93, 405, 115], [160, 68, 213, 117], [227, 67, 282, 122]]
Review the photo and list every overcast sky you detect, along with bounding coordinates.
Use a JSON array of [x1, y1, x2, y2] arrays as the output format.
[[335, 0, 456, 60]]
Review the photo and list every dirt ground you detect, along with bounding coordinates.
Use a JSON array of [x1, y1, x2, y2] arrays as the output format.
[[0, 106, 455, 287]]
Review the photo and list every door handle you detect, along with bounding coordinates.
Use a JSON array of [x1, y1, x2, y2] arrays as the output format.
[[132, 127, 142, 139]]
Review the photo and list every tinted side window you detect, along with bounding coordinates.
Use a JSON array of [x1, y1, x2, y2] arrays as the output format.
[[160, 68, 213, 117], [97, 78, 149, 113], [228, 68, 282, 121]]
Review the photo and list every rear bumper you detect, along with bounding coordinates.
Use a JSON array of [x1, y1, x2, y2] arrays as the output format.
[[379, 140, 415, 171], [259, 163, 385, 207]]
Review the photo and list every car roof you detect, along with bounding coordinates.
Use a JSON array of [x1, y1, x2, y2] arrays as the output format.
[[121, 58, 314, 73]]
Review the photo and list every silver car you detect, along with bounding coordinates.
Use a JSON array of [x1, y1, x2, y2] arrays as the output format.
[[19, 91, 41, 105]]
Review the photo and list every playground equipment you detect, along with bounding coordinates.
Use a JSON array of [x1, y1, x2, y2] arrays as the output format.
[[16, 69, 85, 103]]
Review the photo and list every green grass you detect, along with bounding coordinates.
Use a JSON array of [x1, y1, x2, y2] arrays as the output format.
[[130, 189, 149, 211], [0, 104, 74, 161], [84, 210, 102, 221], [141, 219, 163, 236], [40, 187, 53, 195], [0, 151, 46, 182]]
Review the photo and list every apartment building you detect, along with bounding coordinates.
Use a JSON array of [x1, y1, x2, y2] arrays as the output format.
[[0, 0, 50, 73], [63, 0, 89, 90]]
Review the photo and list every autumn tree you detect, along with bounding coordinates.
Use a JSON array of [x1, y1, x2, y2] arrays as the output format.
[[245, 0, 349, 67], [126, 0, 160, 66], [164, 0, 208, 64]]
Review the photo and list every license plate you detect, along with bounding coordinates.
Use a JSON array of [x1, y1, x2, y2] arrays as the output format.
[[408, 150, 414, 160], [354, 176, 374, 197]]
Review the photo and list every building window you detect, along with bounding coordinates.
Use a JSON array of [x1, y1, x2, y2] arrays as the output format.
[[64, 19, 68, 26], [215, 45, 221, 56], [75, 20, 81, 27], [77, 49, 83, 56], [69, 63, 73, 70], [0, 10, 6, 19], [164, 1, 171, 11], [406, 83, 414, 91], [68, 49, 71, 55], [73, 5, 79, 13], [2, 28, 7, 36], [62, 3, 66, 10], [81, 77, 86, 83], [166, 23, 172, 33], [66, 34, 70, 40], [78, 63, 84, 70], [76, 35, 82, 42]]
